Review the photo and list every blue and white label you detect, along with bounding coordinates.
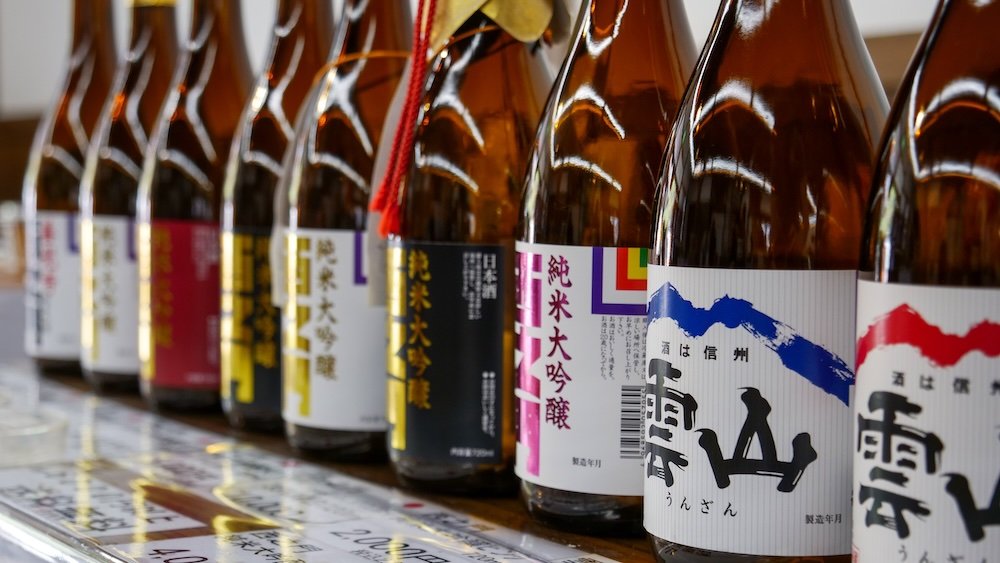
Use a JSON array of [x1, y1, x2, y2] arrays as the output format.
[[24, 210, 81, 360], [644, 266, 855, 556]]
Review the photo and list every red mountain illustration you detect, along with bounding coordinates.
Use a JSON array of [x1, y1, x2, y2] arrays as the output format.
[[857, 304, 1000, 369]]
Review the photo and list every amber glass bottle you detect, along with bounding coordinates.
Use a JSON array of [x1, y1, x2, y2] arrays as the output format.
[[80, 0, 178, 392], [23, 0, 116, 373], [282, 0, 410, 458], [220, 0, 334, 431], [646, 0, 887, 561], [855, 1, 1000, 561], [516, 0, 695, 534], [385, 13, 549, 494], [138, 0, 252, 411]]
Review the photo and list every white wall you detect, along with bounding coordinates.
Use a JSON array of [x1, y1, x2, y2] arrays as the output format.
[[0, 0, 938, 119]]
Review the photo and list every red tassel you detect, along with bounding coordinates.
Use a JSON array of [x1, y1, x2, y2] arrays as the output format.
[[371, 0, 437, 238]]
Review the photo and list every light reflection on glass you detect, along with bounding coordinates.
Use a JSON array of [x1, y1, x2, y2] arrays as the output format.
[[908, 74, 1000, 190]]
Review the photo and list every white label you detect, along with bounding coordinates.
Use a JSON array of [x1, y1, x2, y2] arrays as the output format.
[[116, 530, 361, 563], [24, 210, 81, 360], [853, 281, 1000, 563], [644, 266, 856, 556], [81, 215, 139, 373], [283, 229, 386, 431], [515, 243, 646, 496]]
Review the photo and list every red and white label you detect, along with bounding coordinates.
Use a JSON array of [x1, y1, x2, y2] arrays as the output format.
[[515, 242, 647, 496], [24, 210, 81, 360], [854, 280, 1000, 562]]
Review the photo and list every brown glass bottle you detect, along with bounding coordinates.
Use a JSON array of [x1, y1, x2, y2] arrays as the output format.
[[516, 0, 695, 534], [138, 0, 252, 411], [23, 0, 116, 373], [80, 0, 178, 393], [282, 0, 410, 458], [647, 1, 887, 561], [387, 13, 549, 495], [854, 2, 1000, 560], [219, 0, 334, 432]]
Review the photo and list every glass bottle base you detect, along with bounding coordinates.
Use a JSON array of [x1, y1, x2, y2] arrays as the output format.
[[83, 369, 138, 394], [33, 357, 80, 375], [521, 482, 642, 536], [651, 537, 850, 563], [141, 382, 219, 412], [223, 400, 283, 434], [391, 452, 517, 496], [286, 423, 386, 462]]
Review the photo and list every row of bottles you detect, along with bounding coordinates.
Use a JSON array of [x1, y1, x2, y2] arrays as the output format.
[[20, 0, 998, 561]]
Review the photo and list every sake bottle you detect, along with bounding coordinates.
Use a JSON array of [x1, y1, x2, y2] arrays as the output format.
[[138, 0, 252, 410], [645, 0, 888, 560], [854, 1, 1000, 561], [23, 0, 116, 372], [517, 0, 696, 534], [376, 3, 551, 494], [80, 0, 178, 392], [282, 0, 410, 457], [220, 0, 334, 431]]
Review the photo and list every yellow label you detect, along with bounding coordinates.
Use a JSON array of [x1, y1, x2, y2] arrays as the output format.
[[284, 234, 312, 417], [386, 245, 407, 451], [221, 232, 279, 404], [81, 219, 96, 363], [137, 222, 153, 381]]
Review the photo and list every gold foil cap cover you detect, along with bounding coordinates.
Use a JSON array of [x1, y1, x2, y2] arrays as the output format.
[[429, 0, 553, 55], [129, 0, 177, 6]]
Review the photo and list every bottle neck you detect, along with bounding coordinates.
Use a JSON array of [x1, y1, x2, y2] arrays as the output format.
[[277, 0, 334, 32], [190, 0, 244, 47], [723, 0, 857, 43], [129, 4, 178, 54], [72, 0, 116, 57], [337, 0, 412, 55]]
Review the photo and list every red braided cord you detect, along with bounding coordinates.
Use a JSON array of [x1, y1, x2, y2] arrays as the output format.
[[372, 0, 437, 238]]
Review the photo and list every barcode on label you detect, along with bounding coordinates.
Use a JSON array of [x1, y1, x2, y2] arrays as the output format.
[[619, 385, 642, 459]]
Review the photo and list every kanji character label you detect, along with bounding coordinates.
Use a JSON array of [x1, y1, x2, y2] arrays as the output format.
[[515, 243, 647, 496], [139, 220, 220, 389], [81, 215, 139, 373], [221, 229, 282, 408], [283, 229, 385, 431], [853, 281, 1000, 562], [644, 267, 855, 556], [387, 240, 508, 464], [24, 210, 81, 359]]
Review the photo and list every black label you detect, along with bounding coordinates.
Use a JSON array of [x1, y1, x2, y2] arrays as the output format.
[[387, 240, 509, 463]]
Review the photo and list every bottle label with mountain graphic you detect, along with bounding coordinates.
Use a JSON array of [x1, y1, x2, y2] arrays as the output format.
[[644, 266, 855, 555]]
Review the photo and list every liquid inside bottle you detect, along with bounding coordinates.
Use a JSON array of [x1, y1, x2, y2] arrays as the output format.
[[138, 0, 252, 411], [387, 12, 549, 495], [81, 0, 178, 393], [220, 0, 334, 432], [516, 0, 696, 535], [855, 1, 1000, 561], [646, 1, 887, 560], [23, 0, 116, 374], [282, 0, 410, 458]]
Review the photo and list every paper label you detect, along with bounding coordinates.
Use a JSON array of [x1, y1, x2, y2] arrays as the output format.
[[139, 220, 220, 390], [221, 230, 281, 409], [283, 229, 386, 431], [82, 215, 139, 374], [387, 240, 509, 464], [514, 243, 646, 496], [644, 266, 855, 556], [24, 210, 80, 360], [853, 280, 1000, 563]]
